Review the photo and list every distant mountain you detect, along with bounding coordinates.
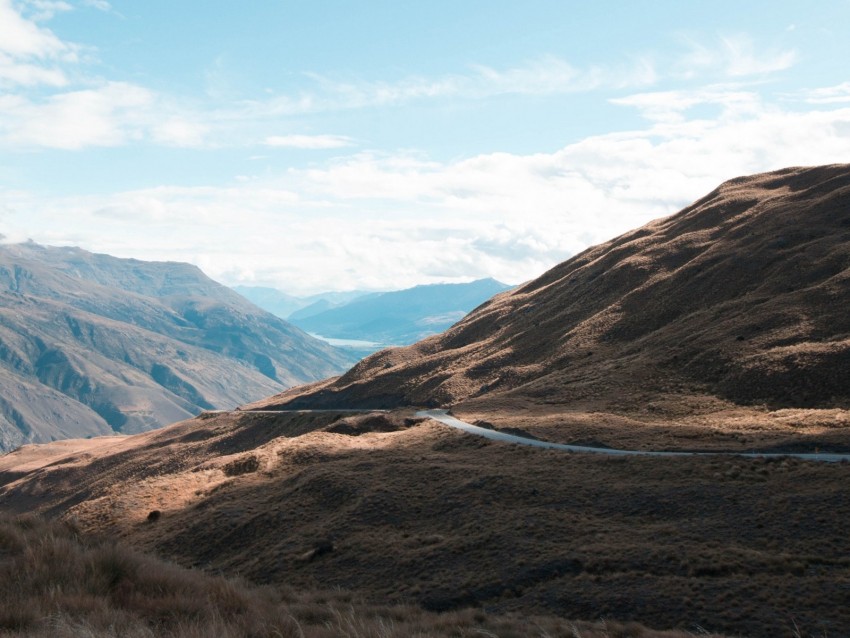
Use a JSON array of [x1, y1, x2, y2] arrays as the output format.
[[232, 286, 372, 319], [254, 165, 850, 416], [287, 298, 340, 321], [230, 286, 307, 319], [288, 279, 512, 346], [0, 243, 355, 451]]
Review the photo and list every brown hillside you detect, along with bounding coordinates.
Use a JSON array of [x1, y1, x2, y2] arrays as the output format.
[[0, 409, 845, 637], [250, 164, 850, 449]]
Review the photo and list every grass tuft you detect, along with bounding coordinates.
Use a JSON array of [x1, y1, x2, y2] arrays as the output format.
[[0, 513, 729, 638]]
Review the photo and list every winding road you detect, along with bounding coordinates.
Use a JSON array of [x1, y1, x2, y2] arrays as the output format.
[[415, 409, 850, 463], [221, 407, 850, 463]]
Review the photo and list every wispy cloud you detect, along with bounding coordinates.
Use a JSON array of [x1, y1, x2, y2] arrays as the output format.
[[610, 85, 764, 123], [81, 0, 112, 11], [264, 134, 355, 149], [263, 54, 658, 116], [0, 2, 806, 155], [798, 82, 850, 104], [20, 0, 73, 22], [0, 52, 67, 86], [0, 81, 154, 149], [676, 33, 796, 79]]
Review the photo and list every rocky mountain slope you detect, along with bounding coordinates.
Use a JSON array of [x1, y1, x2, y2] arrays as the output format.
[[254, 165, 850, 422], [0, 243, 355, 450]]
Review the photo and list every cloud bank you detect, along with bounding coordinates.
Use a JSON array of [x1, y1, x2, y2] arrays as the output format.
[[1, 4, 848, 294], [6, 86, 850, 294]]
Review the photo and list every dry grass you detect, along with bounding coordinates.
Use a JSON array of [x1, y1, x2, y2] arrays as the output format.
[[2, 411, 848, 637], [0, 514, 720, 638]]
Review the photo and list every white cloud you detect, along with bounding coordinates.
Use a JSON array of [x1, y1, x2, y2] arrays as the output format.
[[4, 91, 850, 294], [264, 134, 354, 149], [0, 0, 78, 87], [676, 33, 796, 79], [799, 82, 850, 104], [0, 51, 67, 86], [151, 116, 210, 147], [0, 81, 154, 148], [0, 0, 74, 58]]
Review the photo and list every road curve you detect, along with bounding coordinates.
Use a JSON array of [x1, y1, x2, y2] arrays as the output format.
[[205, 409, 388, 415], [415, 409, 850, 463]]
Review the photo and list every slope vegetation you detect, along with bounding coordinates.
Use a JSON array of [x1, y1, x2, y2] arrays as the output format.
[[0, 243, 354, 450], [3, 514, 679, 638], [0, 409, 843, 637]]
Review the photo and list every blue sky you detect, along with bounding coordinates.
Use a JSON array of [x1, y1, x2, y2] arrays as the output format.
[[2, 1, 850, 294]]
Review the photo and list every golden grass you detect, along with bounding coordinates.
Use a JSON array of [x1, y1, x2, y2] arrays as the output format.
[[0, 514, 723, 638], [3, 410, 849, 637]]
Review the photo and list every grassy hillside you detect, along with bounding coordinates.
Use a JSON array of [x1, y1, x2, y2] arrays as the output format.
[[252, 165, 850, 452], [1, 409, 845, 637], [0, 514, 714, 637]]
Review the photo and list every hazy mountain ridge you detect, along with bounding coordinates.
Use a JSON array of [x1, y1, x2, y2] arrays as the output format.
[[252, 164, 850, 415], [0, 243, 355, 451], [232, 285, 372, 320], [287, 278, 512, 345]]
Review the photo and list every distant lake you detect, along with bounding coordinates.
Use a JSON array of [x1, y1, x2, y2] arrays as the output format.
[[308, 333, 387, 350]]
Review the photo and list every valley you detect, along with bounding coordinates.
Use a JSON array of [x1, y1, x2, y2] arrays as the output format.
[[2, 165, 850, 637], [237, 279, 513, 358]]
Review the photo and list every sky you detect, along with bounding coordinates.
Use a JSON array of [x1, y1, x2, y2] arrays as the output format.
[[1, 1, 850, 295]]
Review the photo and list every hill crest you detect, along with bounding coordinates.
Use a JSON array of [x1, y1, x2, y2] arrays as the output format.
[[250, 164, 850, 421]]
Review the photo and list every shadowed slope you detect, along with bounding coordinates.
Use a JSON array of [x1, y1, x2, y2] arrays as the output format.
[[4, 514, 677, 638], [251, 165, 850, 417]]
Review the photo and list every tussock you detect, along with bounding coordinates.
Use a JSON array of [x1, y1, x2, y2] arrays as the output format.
[[0, 514, 720, 638]]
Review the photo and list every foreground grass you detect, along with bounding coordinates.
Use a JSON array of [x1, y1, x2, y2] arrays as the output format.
[[0, 515, 724, 638]]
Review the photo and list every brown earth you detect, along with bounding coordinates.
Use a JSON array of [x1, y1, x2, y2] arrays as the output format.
[[1, 409, 847, 637], [250, 164, 850, 452]]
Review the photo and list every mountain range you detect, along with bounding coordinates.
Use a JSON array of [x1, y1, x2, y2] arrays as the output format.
[[286, 278, 512, 347], [231, 286, 370, 321], [0, 243, 354, 451]]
